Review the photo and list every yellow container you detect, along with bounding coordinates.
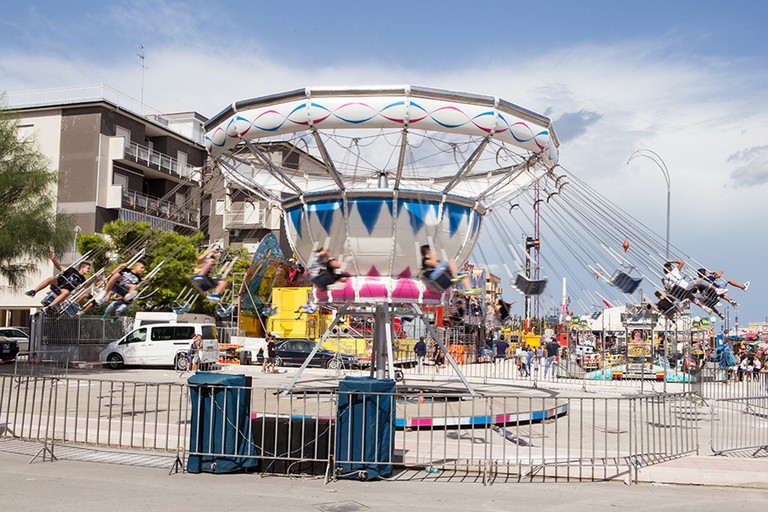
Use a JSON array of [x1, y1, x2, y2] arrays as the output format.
[[267, 287, 315, 338], [523, 332, 542, 348]]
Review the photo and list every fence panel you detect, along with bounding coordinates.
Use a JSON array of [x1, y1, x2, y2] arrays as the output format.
[[0, 375, 188, 453], [711, 396, 768, 455]]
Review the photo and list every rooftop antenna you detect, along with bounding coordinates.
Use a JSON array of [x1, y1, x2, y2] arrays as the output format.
[[137, 44, 147, 115]]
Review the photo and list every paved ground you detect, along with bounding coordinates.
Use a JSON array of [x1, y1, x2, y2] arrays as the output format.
[[2, 450, 768, 512], [4, 361, 768, 506]]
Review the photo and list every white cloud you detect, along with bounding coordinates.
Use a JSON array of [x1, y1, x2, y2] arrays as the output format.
[[728, 145, 768, 187]]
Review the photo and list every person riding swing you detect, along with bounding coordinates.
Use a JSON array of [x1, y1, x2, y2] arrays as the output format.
[[419, 244, 480, 296], [26, 253, 91, 312], [190, 244, 233, 303], [307, 247, 350, 291]]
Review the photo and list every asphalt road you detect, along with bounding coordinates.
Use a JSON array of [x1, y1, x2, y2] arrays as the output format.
[[2, 450, 767, 512]]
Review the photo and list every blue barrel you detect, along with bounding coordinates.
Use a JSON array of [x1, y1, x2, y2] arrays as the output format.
[[335, 376, 395, 480]]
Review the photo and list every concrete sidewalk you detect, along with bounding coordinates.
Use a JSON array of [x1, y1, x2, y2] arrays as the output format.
[[636, 454, 768, 488]]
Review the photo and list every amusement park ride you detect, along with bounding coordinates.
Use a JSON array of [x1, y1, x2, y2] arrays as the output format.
[[30, 85, 744, 391], [204, 86, 560, 393]]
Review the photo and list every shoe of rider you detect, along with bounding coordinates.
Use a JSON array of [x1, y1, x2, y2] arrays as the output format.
[[207, 294, 221, 303], [463, 288, 482, 296], [451, 272, 469, 283], [25, 289, 36, 297]]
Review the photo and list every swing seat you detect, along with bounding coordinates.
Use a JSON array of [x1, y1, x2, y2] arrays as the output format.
[[261, 306, 278, 317], [110, 283, 131, 297], [61, 302, 81, 317], [667, 284, 694, 303], [611, 271, 642, 294], [190, 274, 216, 293], [695, 287, 721, 309], [513, 274, 548, 296], [172, 302, 191, 315], [41, 291, 63, 310], [216, 304, 234, 317], [419, 267, 452, 293], [656, 303, 678, 321]]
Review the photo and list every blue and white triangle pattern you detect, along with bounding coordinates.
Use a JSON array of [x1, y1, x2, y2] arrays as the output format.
[[285, 195, 481, 277]]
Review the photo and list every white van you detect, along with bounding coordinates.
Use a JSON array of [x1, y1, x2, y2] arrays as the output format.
[[99, 323, 219, 371]]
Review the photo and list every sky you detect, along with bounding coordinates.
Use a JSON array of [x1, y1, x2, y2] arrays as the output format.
[[2, 0, 767, 325]]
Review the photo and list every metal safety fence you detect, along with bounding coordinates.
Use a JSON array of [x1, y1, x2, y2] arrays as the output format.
[[711, 396, 768, 456], [0, 375, 189, 456], [0, 374, 699, 483]]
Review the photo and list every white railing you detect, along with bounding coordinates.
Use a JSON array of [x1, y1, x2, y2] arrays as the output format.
[[121, 189, 198, 228], [124, 141, 200, 182]]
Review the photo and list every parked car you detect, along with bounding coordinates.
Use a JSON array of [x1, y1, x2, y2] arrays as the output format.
[[99, 323, 218, 371], [0, 336, 20, 363], [260, 339, 359, 369], [0, 327, 29, 353]]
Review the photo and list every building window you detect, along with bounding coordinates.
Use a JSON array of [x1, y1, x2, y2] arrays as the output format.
[[17, 125, 35, 141], [113, 173, 129, 189], [177, 150, 188, 169], [116, 126, 131, 149]]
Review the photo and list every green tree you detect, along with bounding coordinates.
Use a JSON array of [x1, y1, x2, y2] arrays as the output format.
[[0, 106, 72, 286]]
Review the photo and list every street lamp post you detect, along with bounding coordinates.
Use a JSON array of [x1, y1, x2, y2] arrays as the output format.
[[627, 149, 671, 259], [628, 149, 671, 391], [71, 225, 82, 260]]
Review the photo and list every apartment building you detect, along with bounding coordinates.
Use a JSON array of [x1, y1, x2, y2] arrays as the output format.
[[1, 85, 207, 327]]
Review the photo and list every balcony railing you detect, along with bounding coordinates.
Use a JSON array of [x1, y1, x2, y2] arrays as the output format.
[[124, 141, 200, 182], [121, 188, 198, 228]]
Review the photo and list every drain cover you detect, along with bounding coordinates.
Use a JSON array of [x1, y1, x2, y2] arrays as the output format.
[[315, 501, 370, 512]]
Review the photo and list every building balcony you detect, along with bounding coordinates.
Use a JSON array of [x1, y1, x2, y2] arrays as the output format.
[[120, 189, 198, 230], [123, 141, 201, 182]]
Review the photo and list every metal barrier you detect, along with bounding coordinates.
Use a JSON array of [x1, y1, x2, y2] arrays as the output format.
[[392, 353, 689, 395], [29, 314, 131, 365], [0, 375, 189, 458], [0, 374, 699, 482], [186, 387, 699, 483], [694, 366, 768, 401], [34, 315, 130, 346], [711, 396, 768, 456], [12, 349, 71, 378]]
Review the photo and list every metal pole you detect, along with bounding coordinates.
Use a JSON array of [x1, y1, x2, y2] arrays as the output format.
[[627, 149, 671, 258]]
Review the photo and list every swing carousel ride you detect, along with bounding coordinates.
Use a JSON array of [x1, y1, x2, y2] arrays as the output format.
[[205, 86, 558, 390], [205, 85, 742, 389]]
